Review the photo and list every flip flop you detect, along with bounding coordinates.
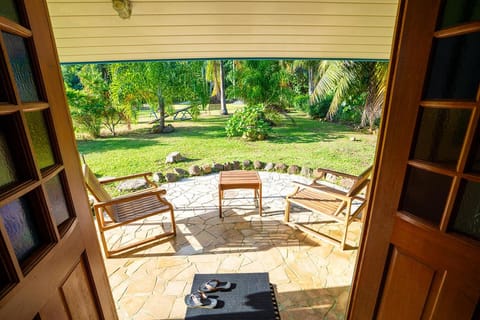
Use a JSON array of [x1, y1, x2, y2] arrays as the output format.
[[199, 279, 232, 293], [184, 291, 217, 309]]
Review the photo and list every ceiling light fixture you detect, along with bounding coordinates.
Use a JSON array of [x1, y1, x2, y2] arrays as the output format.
[[112, 0, 132, 19]]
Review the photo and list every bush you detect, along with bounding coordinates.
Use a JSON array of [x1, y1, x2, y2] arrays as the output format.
[[293, 94, 332, 119], [225, 104, 272, 141]]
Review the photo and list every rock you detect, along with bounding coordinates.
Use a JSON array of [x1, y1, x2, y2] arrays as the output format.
[[152, 172, 165, 183], [162, 124, 175, 133], [242, 160, 251, 169], [223, 162, 234, 171], [264, 162, 275, 171], [340, 178, 355, 189], [301, 166, 312, 177], [213, 163, 224, 172], [253, 160, 264, 170], [117, 179, 149, 191], [325, 173, 337, 183], [152, 124, 175, 134], [165, 173, 178, 182], [165, 151, 184, 164], [174, 167, 188, 177], [233, 161, 241, 170], [274, 163, 288, 172], [350, 137, 359, 142], [288, 165, 300, 175], [313, 168, 326, 178], [202, 164, 212, 174], [189, 165, 201, 176]]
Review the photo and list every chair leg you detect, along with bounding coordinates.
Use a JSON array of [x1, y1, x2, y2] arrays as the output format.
[[169, 208, 177, 235], [284, 199, 291, 222]]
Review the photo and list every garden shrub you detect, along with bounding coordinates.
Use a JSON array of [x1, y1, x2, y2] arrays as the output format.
[[225, 104, 272, 141]]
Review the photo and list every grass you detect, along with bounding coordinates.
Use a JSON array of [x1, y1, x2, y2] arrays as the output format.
[[77, 108, 378, 178]]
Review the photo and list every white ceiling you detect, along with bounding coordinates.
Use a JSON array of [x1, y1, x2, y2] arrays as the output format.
[[46, 0, 399, 63]]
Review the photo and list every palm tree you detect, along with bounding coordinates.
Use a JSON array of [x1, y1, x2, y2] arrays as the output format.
[[311, 60, 388, 130], [206, 60, 228, 115], [292, 60, 321, 96]]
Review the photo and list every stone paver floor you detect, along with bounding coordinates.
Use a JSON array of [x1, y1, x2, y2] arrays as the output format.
[[101, 171, 362, 320]]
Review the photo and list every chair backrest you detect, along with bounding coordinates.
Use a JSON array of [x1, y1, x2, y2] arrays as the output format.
[[347, 165, 373, 197], [82, 164, 112, 203]]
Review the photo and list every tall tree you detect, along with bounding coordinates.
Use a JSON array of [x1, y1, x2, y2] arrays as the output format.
[[311, 60, 388, 130]]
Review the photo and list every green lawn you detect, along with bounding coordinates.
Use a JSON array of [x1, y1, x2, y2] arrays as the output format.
[[77, 109, 378, 178]]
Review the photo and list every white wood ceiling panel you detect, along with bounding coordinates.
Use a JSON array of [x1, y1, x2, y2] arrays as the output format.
[[46, 0, 399, 63]]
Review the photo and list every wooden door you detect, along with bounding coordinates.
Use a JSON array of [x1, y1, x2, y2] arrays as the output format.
[[348, 0, 480, 319], [0, 1, 117, 319]]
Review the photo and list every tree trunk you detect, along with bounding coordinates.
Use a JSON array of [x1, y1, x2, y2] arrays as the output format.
[[308, 66, 314, 96], [219, 60, 228, 115], [153, 91, 166, 133]]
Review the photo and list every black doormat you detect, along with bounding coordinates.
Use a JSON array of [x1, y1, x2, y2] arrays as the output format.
[[185, 272, 280, 320]]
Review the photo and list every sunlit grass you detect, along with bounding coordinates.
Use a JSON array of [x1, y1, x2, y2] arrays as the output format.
[[77, 109, 378, 178]]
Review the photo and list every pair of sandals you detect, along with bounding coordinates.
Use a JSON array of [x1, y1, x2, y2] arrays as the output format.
[[185, 279, 232, 309]]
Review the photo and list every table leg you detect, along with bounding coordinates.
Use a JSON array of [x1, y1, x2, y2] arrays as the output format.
[[259, 186, 263, 216], [219, 188, 223, 218]]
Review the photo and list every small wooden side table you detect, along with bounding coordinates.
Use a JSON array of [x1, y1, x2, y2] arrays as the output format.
[[218, 170, 262, 218]]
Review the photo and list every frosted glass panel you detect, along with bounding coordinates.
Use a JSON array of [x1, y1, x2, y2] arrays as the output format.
[[424, 32, 480, 100], [450, 180, 480, 241], [25, 111, 55, 170], [0, 0, 20, 23], [0, 197, 42, 263], [0, 129, 17, 188], [45, 176, 71, 227], [412, 108, 471, 166], [3, 32, 39, 102]]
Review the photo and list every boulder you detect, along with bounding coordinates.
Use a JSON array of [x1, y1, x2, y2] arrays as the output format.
[[288, 165, 300, 175], [174, 167, 188, 177], [274, 163, 288, 172], [189, 165, 201, 176], [165, 151, 184, 164], [233, 161, 241, 170], [117, 179, 149, 191], [264, 162, 275, 171], [300, 166, 312, 177], [313, 168, 326, 179], [223, 162, 234, 171], [213, 163, 224, 172], [242, 160, 251, 169], [253, 160, 264, 170], [165, 173, 178, 182], [152, 172, 165, 183], [202, 164, 212, 174]]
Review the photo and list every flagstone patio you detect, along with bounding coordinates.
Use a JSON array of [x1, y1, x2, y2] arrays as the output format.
[[101, 171, 362, 320]]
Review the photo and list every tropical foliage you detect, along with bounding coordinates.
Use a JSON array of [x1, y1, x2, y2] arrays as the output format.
[[62, 59, 389, 139], [311, 61, 388, 130]]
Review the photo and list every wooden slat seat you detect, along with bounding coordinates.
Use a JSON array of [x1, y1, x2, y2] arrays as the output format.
[[82, 163, 176, 257], [285, 165, 372, 250]]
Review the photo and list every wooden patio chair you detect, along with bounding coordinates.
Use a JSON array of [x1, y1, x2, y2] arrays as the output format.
[[284, 165, 373, 250], [82, 164, 176, 257]]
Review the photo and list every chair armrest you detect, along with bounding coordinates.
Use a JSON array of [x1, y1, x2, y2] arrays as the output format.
[[313, 168, 358, 182], [99, 172, 154, 184], [99, 172, 158, 189], [291, 181, 350, 201], [93, 187, 167, 207]]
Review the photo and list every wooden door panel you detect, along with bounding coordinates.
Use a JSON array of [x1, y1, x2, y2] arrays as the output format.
[[61, 257, 101, 320], [376, 247, 435, 320], [0, 0, 116, 318], [348, 0, 480, 319], [40, 292, 70, 320]]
